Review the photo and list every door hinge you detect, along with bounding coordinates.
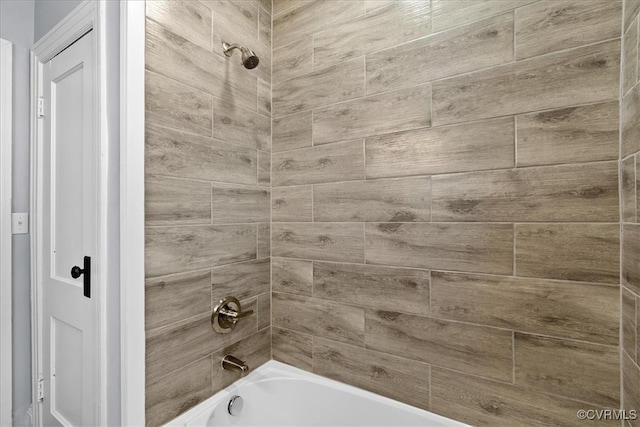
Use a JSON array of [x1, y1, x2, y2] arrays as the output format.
[[37, 97, 44, 118], [37, 378, 44, 402]]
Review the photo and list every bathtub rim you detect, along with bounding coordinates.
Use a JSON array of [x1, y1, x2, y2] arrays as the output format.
[[164, 359, 468, 427]]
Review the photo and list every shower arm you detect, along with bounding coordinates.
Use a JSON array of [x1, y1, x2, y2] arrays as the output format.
[[222, 42, 241, 57]]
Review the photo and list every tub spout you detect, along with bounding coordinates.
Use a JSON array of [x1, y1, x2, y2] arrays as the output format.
[[222, 355, 250, 377]]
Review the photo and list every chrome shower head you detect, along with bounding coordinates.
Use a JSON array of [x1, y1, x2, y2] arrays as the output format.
[[222, 42, 260, 69]]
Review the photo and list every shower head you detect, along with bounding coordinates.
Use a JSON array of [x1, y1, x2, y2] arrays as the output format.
[[222, 42, 260, 69]]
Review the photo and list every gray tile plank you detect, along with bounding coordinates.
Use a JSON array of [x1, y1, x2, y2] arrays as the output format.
[[258, 293, 271, 330], [431, 0, 535, 33], [145, 270, 212, 331], [431, 272, 620, 345], [273, 58, 365, 117], [257, 223, 271, 258], [432, 40, 620, 126], [514, 333, 619, 407], [623, 288, 637, 360], [145, 124, 257, 185], [623, 84, 640, 157], [516, 102, 619, 167], [431, 367, 618, 427], [431, 162, 620, 222], [146, 0, 212, 51], [367, 13, 513, 95], [623, 223, 640, 295], [145, 224, 256, 278], [313, 84, 430, 145], [145, 175, 211, 226], [622, 353, 640, 421], [314, 177, 430, 222], [272, 222, 365, 263], [272, 140, 365, 186], [272, 111, 312, 152], [515, 0, 621, 60], [272, 326, 313, 371], [258, 78, 271, 117], [272, 257, 313, 296], [272, 185, 313, 222], [273, 36, 313, 83], [623, 156, 637, 223], [258, 151, 271, 187], [515, 224, 620, 284], [313, 337, 431, 410], [366, 223, 514, 274], [273, 1, 365, 48], [211, 258, 270, 303], [366, 117, 514, 178], [145, 356, 212, 427], [213, 99, 271, 151], [273, 292, 365, 346], [314, 1, 430, 69], [623, 15, 638, 95], [365, 309, 513, 381], [314, 262, 430, 316], [211, 183, 270, 223], [146, 71, 212, 137]]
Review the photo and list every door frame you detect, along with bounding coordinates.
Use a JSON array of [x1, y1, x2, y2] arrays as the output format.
[[119, 1, 145, 425], [0, 37, 13, 427], [30, 1, 107, 425]]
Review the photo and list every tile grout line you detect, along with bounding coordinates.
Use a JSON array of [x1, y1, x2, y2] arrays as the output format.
[[512, 330, 516, 385], [512, 9, 516, 62], [429, 176, 433, 223], [210, 181, 214, 226], [311, 184, 315, 222], [512, 223, 517, 277], [514, 115, 518, 168], [637, 16, 639, 91], [362, 139, 367, 181]]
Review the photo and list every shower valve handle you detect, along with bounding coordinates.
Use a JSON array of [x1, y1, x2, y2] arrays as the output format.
[[212, 296, 254, 334], [220, 307, 254, 322]]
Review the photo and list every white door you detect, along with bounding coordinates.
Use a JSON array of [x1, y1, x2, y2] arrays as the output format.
[[40, 30, 97, 427]]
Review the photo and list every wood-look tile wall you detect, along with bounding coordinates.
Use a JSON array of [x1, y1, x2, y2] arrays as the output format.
[[144, 1, 271, 425], [623, 1, 640, 424], [271, 1, 624, 425]]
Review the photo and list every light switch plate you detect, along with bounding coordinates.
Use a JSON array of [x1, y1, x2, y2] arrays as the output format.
[[12, 213, 28, 234]]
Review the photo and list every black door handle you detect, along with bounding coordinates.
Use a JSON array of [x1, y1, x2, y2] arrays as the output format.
[[70, 256, 91, 298]]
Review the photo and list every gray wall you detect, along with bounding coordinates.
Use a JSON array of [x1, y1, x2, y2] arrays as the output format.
[[0, 1, 35, 425], [103, 2, 120, 425], [33, 0, 82, 42]]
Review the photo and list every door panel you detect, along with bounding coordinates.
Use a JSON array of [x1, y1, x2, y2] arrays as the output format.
[[51, 64, 85, 284], [41, 30, 96, 427], [51, 318, 82, 426]]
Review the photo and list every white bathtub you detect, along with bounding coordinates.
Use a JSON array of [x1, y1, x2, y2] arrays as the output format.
[[166, 360, 468, 427]]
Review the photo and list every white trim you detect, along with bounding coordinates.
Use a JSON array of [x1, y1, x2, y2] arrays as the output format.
[[119, 1, 146, 425], [30, 1, 107, 425], [29, 49, 41, 427], [0, 37, 13, 427]]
